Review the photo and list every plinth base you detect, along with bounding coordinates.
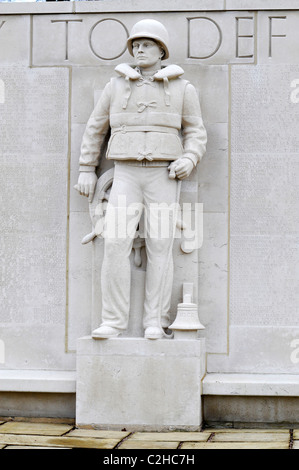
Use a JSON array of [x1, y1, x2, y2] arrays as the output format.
[[76, 336, 206, 431]]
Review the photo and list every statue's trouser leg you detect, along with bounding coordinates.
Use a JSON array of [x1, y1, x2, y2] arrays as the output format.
[[100, 163, 178, 331], [100, 164, 143, 330], [142, 168, 178, 329], [160, 258, 173, 328]]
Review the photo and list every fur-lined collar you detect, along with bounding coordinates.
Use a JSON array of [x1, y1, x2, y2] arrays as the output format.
[[115, 63, 184, 80]]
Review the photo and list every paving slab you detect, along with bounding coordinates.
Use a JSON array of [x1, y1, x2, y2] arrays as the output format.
[[205, 428, 290, 433], [292, 441, 299, 449], [0, 422, 73, 436], [4, 446, 72, 449], [0, 417, 75, 425], [0, 421, 293, 450], [0, 434, 119, 449], [211, 431, 290, 442], [181, 441, 290, 449], [118, 440, 179, 449], [129, 432, 211, 442], [67, 428, 130, 440]]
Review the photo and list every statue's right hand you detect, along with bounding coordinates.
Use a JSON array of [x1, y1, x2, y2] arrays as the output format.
[[74, 171, 98, 203]]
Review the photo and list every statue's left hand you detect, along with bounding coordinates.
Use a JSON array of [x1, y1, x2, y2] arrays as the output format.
[[168, 157, 195, 180]]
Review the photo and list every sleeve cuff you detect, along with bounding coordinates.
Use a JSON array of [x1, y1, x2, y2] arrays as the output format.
[[79, 165, 96, 172], [183, 153, 198, 167]]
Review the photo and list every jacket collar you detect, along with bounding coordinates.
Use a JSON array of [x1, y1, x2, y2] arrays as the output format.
[[115, 63, 184, 80]]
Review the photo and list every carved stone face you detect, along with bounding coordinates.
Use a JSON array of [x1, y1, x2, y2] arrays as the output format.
[[132, 38, 163, 70]]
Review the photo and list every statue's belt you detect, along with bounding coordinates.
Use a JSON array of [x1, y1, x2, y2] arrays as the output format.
[[111, 125, 179, 135], [115, 160, 170, 167]]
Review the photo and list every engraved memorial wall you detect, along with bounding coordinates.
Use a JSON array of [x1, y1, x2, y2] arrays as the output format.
[[0, 66, 74, 370]]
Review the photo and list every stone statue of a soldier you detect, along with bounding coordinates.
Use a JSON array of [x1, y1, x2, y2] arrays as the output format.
[[75, 19, 207, 339]]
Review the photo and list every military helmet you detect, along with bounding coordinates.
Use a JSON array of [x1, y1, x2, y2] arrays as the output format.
[[127, 19, 170, 60]]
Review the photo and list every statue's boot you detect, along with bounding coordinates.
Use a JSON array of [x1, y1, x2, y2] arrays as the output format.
[[92, 325, 121, 339], [144, 326, 163, 340]]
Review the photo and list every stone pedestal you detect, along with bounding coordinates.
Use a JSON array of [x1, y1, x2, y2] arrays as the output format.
[[76, 336, 206, 431]]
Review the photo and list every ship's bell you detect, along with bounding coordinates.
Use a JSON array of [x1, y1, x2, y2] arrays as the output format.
[[169, 283, 205, 339]]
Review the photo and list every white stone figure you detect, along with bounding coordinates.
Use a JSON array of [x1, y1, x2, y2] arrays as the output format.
[[75, 19, 207, 340]]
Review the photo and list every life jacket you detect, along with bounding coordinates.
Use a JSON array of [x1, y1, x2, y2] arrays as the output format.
[[106, 63, 189, 162]]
